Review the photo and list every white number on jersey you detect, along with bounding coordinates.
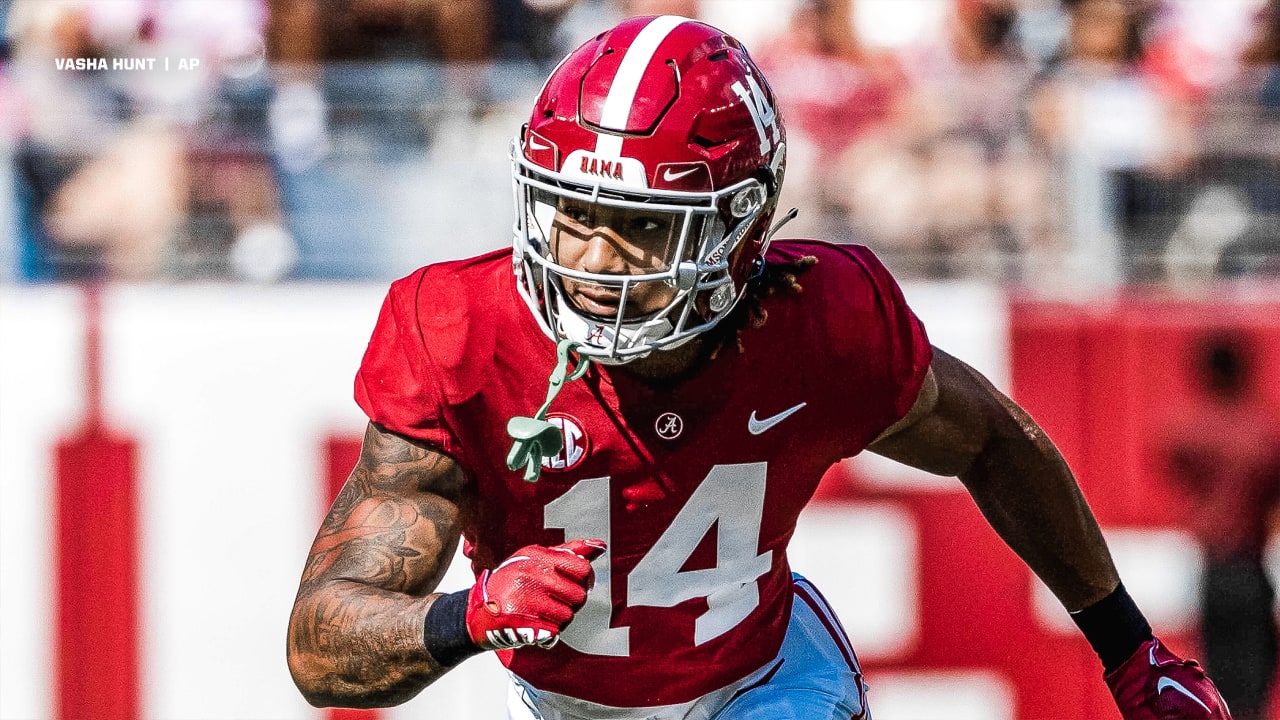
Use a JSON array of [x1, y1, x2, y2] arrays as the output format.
[[544, 476, 631, 656], [544, 463, 773, 656]]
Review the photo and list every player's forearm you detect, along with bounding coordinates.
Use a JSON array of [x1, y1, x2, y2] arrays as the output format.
[[287, 582, 452, 708], [957, 402, 1120, 611], [963, 427, 1164, 675]]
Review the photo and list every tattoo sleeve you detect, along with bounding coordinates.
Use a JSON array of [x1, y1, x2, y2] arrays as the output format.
[[287, 422, 469, 708]]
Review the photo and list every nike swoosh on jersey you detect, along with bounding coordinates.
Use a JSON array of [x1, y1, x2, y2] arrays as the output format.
[[662, 167, 699, 181], [748, 403, 807, 435], [1156, 677, 1212, 714]]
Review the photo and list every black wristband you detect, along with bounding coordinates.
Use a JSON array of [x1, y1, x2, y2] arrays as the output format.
[[1069, 582, 1153, 672], [422, 589, 479, 667]]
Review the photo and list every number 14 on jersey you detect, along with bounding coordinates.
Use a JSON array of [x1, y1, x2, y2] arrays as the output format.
[[544, 463, 773, 657]]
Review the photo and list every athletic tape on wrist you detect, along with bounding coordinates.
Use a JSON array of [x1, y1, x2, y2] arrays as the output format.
[[1069, 582, 1153, 672], [422, 589, 479, 666]]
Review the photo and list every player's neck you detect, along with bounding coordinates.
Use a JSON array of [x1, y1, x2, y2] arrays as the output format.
[[616, 338, 707, 381]]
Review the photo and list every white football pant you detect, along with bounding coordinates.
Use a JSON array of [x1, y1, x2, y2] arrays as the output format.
[[506, 573, 869, 720]]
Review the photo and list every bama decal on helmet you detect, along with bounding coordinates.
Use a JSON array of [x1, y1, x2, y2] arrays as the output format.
[[562, 150, 648, 188], [541, 414, 589, 470], [580, 156, 623, 180]]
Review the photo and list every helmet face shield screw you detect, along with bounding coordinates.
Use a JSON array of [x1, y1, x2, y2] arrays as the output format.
[[730, 185, 765, 218], [709, 283, 735, 312]]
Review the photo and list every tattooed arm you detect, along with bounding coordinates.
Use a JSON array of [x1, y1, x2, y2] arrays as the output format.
[[287, 421, 467, 708]]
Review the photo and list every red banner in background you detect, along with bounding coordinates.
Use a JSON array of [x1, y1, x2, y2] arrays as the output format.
[[1010, 298, 1280, 527], [811, 296, 1280, 720], [1010, 297, 1280, 719], [55, 432, 139, 720], [54, 286, 141, 720]]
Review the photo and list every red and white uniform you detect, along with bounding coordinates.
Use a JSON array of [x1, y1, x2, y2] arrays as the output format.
[[355, 239, 931, 708]]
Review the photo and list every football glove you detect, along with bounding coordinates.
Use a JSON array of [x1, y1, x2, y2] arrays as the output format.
[[465, 538, 606, 650], [1106, 637, 1232, 720]]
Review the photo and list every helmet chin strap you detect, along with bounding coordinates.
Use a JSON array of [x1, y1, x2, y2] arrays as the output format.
[[506, 338, 591, 482]]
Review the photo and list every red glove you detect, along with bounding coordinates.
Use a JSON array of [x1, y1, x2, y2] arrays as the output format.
[[465, 538, 606, 650], [1106, 637, 1232, 719]]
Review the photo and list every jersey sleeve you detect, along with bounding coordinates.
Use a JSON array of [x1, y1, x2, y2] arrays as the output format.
[[830, 244, 933, 439], [354, 270, 461, 456], [864, 248, 932, 424]]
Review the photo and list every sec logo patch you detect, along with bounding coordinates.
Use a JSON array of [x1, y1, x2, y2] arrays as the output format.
[[541, 414, 589, 471]]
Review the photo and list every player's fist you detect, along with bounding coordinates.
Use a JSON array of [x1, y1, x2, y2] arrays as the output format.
[[1106, 637, 1232, 719], [465, 538, 606, 650]]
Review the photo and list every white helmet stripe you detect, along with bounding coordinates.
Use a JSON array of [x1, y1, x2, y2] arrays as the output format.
[[593, 14, 689, 157]]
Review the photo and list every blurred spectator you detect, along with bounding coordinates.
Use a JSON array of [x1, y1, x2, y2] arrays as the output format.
[[268, 0, 590, 67], [754, 0, 909, 244], [264, 0, 589, 279], [495, 0, 589, 65], [266, 0, 462, 279], [7, 0, 280, 281], [0, 0, 18, 281], [1156, 331, 1280, 720], [269, 0, 491, 64], [1030, 0, 1193, 286], [1211, 0, 1280, 276], [7, 0, 1279, 285], [617, 0, 699, 16], [8, 0, 132, 279], [146, 0, 291, 281], [1161, 0, 1280, 284], [892, 0, 1048, 279], [1239, 0, 1280, 113]]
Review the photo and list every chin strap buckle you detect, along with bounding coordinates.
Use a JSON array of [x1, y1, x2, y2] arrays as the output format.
[[506, 339, 590, 482]]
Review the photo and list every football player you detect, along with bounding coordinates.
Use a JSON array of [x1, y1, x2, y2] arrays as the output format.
[[287, 15, 1231, 720]]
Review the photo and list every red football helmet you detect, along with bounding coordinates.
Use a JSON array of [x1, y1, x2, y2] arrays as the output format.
[[512, 15, 789, 363]]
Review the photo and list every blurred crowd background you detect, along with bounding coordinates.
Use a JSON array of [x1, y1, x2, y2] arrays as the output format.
[[1, 0, 1277, 289]]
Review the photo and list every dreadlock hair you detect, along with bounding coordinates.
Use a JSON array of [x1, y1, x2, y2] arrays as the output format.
[[708, 254, 819, 360]]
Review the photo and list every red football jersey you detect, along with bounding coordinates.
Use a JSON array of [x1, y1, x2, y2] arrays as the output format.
[[355, 240, 931, 707]]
